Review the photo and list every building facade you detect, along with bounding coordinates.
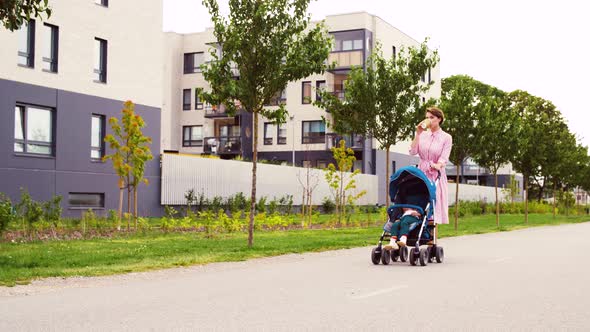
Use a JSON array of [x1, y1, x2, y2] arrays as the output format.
[[0, 0, 164, 216], [162, 12, 442, 204]]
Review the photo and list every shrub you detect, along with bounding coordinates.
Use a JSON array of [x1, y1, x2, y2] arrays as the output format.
[[322, 197, 336, 214], [0, 193, 16, 236], [43, 195, 62, 228], [16, 188, 44, 233]]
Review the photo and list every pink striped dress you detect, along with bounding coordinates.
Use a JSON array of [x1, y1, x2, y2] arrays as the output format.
[[409, 129, 453, 224]]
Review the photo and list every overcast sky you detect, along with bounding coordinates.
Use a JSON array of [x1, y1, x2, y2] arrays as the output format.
[[163, 0, 590, 149]]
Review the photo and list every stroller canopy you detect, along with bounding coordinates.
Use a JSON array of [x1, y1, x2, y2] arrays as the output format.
[[389, 166, 436, 209]]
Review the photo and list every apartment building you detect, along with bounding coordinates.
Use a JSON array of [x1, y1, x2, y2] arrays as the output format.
[[163, 12, 442, 204], [0, 0, 164, 216]]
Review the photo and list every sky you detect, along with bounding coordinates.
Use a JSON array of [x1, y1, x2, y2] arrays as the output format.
[[163, 0, 590, 149]]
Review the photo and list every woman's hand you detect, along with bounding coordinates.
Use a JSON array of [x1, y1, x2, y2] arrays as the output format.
[[416, 122, 425, 135], [429, 162, 442, 171]]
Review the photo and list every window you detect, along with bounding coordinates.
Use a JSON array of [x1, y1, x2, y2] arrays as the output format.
[[302, 81, 312, 104], [183, 89, 191, 110], [266, 89, 287, 106], [42, 23, 59, 72], [183, 126, 203, 147], [14, 105, 54, 155], [68, 193, 105, 209], [317, 160, 328, 169], [184, 52, 205, 74], [195, 88, 203, 110], [95, 0, 108, 7], [302, 120, 325, 144], [264, 123, 275, 145], [428, 67, 432, 83], [331, 30, 365, 52], [94, 38, 107, 83], [392, 46, 396, 60], [18, 19, 35, 67], [278, 124, 287, 145], [91, 115, 105, 160], [316, 80, 326, 101], [421, 70, 426, 83], [302, 160, 313, 168]]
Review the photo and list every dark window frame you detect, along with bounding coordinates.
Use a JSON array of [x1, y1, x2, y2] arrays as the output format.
[[94, 38, 107, 83], [182, 125, 203, 147], [95, 0, 109, 7], [195, 88, 203, 110], [263, 122, 274, 145], [14, 104, 55, 156], [42, 23, 59, 73], [68, 193, 105, 209], [184, 52, 204, 74], [301, 120, 326, 144], [428, 67, 432, 83], [91, 114, 106, 161], [18, 19, 35, 68], [277, 123, 287, 145], [302, 81, 312, 104], [183, 89, 191, 110], [392, 46, 396, 61]]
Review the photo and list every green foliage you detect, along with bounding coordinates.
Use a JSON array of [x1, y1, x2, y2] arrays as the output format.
[[42, 195, 62, 227], [321, 197, 336, 214], [0, 193, 16, 236], [278, 195, 294, 215], [209, 196, 224, 214], [324, 140, 367, 224], [267, 197, 279, 215], [256, 196, 267, 214], [0, 0, 52, 31], [16, 188, 43, 233]]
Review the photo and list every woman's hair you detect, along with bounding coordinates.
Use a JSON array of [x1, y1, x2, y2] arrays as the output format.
[[426, 107, 445, 124]]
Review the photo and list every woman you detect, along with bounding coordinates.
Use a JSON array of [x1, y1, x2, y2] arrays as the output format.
[[409, 107, 452, 224]]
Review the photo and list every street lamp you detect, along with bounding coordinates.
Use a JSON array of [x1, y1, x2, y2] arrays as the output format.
[[290, 115, 295, 166]]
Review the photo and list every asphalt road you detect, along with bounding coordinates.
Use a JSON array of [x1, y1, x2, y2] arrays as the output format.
[[1, 222, 590, 331]]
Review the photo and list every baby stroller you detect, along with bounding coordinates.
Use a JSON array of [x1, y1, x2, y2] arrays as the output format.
[[370, 166, 444, 266]]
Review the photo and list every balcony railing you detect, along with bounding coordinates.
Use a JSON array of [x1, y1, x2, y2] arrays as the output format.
[[203, 136, 241, 155], [328, 50, 364, 69], [204, 104, 230, 118], [326, 133, 363, 150]]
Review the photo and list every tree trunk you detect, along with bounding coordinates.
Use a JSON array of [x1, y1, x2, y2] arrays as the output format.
[[248, 111, 258, 247], [537, 176, 546, 203], [127, 180, 131, 231], [494, 171, 499, 227], [134, 187, 138, 231], [301, 189, 306, 228], [385, 145, 391, 205], [307, 191, 312, 228], [454, 161, 460, 231], [523, 175, 529, 224], [118, 178, 124, 231], [553, 182, 556, 219]]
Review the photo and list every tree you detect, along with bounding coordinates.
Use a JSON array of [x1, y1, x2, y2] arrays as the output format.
[[324, 140, 366, 225], [1, 0, 51, 31], [103, 101, 153, 231], [509, 90, 557, 223], [472, 88, 519, 227], [316, 42, 439, 204], [297, 147, 320, 228], [201, 0, 332, 247], [440, 75, 488, 230]]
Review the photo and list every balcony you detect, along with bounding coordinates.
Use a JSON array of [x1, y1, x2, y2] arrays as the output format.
[[326, 133, 364, 150], [203, 136, 241, 155], [204, 104, 230, 118], [328, 50, 364, 70]]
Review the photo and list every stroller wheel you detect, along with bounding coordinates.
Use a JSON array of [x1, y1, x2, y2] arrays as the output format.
[[419, 248, 429, 266], [435, 246, 444, 263], [427, 247, 434, 263], [371, 247, 381, 265], [399, 246, 408, 262], [381, 249, 391, 265], [391, 250, 400, 262], [409, 248, 417, 266]]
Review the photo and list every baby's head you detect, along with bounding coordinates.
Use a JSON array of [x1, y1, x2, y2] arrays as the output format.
[[402, 207, 414, 212]]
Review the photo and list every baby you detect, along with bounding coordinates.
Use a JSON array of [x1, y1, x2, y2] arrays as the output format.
[[384, 207, 422, 250]]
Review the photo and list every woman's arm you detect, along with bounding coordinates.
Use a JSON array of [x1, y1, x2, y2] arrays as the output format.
[[430, 134, 453, 170], [409, 125, 424, 155]]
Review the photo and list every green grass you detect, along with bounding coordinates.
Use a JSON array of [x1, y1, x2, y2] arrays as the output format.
[[0, 213, 587, 286]]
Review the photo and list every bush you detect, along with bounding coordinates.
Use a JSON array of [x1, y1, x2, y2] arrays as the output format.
[[278, 195, 294, 215], [43, 195, 62, 228], [256, 196, 267, 214], [0, 193, 16, 236], [16, 188, 44, 233], [267, 197, 279, 215], [209, 196, 224, 214], [322, 197, 336, 214]]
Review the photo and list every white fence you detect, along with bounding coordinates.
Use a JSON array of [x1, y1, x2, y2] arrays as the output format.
[[161, 154, 379, 205], [448, 182, 508, 202]]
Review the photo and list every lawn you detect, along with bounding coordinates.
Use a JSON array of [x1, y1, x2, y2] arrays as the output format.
[[0, 213, 587, 286]]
